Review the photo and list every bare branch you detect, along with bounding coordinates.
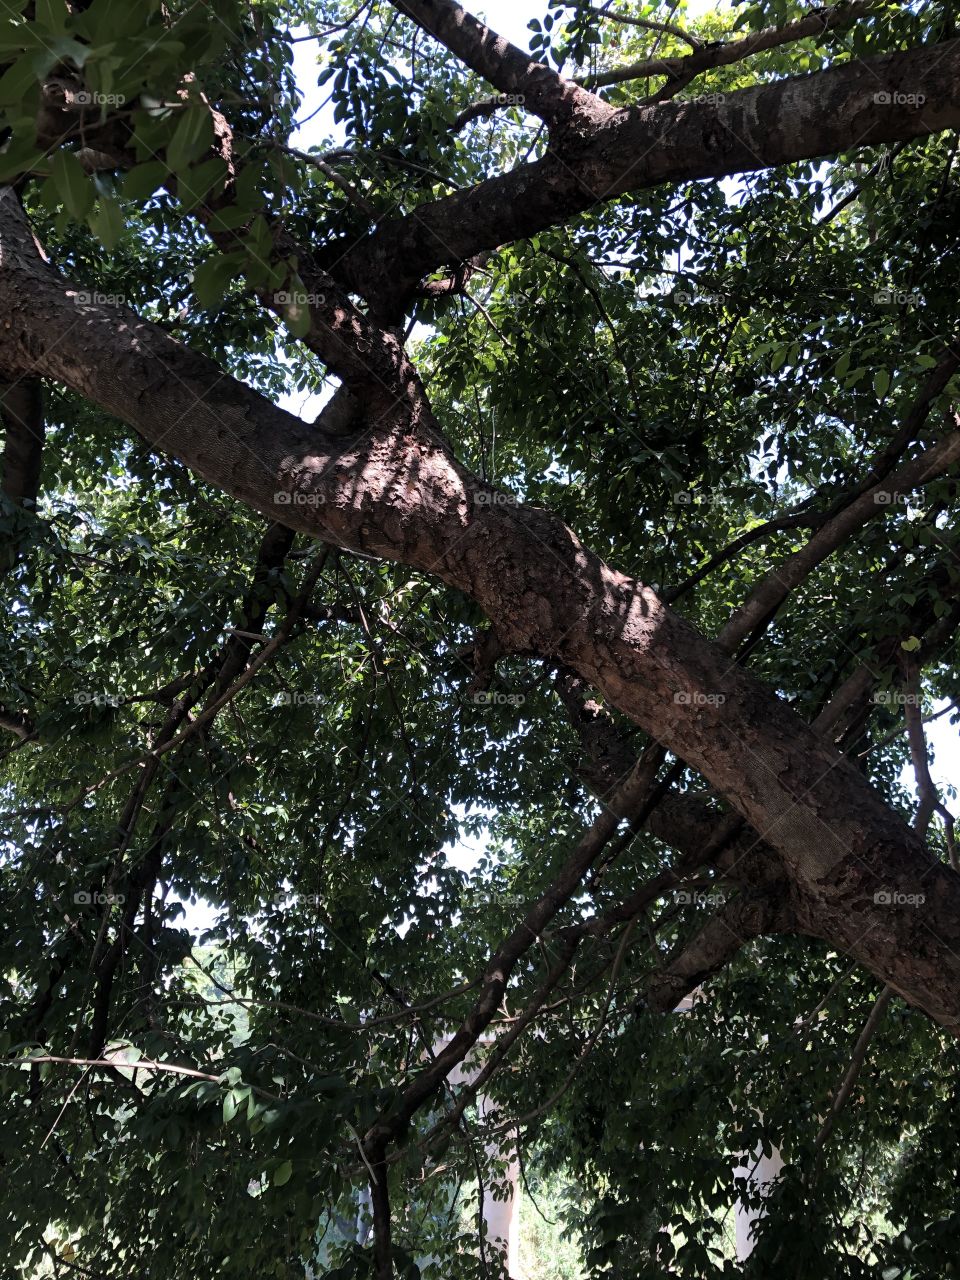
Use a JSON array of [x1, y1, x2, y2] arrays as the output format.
[[264, 143, 376, 216], [4, 1054, 280, 1102], [814, 987, 894, 1151], [901, 660, 958, 870], [598, 7, 702, 50]]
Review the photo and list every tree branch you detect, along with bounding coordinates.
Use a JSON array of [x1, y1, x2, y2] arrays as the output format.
[[902, 659, 958, 869], [388, 0, 609, 129], [814, 986, 894, 1152], [0, 375, 44, 507], [597, 7, 702, 50], [582, 0, 881, 89], [718, 423, 960, 655], [3, 189, 960, 1037], [331, 37, 960, 312], [0, 373, 45, 578], [642, 889, 796, 1013]]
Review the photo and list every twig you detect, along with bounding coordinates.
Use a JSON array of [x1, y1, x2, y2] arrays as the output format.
[[5, 1054, 280, 1101], [902, 661, 958, 869], [581, 0, 880, 89], [814, 987, 894, 1151], [597, 7, 701, 49]]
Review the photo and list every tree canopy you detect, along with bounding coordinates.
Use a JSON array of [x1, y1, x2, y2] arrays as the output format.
[[1, 0, 960, 1275]]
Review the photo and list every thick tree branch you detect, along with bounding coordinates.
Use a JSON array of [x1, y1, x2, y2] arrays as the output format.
[[330, 39, 960, 312], [642, 889, 797, 1012], [3, 190, 960, 1036], [389, 0, 609, 129], [0, 375, 44, 507], [369, 1146, 393, 1280], [0, 373, 45, 579]]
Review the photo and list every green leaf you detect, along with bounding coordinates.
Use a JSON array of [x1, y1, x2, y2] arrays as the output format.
[[192, 253, 242, 310], [0, 54, 41, 105], [874, 368, 891, 399], [176, 155, 228, 211], [166, 103, 214, 172], [272, 1159, 293, 1187], [123, 161, 167, 200], [36, 0, 70, 33], [47, 35, 90, 66], [0, 131, 43, 182], [88, 196, 123, 249], [50, 148, 95, 219], [901, 636, 921, 652], [275, 270, 313, 337]]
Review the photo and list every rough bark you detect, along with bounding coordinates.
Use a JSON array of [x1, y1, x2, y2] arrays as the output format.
[[0, 374, 44, 577], [390, 0, 607, 129], [0, 376, 44, 508]]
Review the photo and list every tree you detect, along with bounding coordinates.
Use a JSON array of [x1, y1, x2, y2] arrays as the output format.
[[0, 0, 959, 1273]]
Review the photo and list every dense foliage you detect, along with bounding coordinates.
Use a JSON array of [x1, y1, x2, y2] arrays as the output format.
[[1, 0, 959, 1277]]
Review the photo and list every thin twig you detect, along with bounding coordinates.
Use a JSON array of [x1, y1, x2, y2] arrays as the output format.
[[814, 987, 894, 1152]]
